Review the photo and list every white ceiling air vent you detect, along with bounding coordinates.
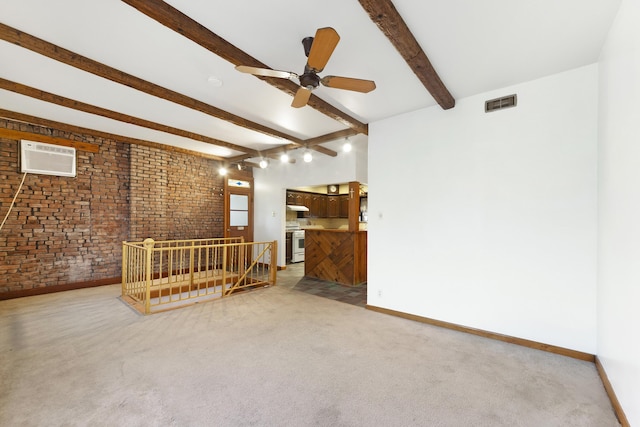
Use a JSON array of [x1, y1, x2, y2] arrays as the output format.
[[485, 94, 517, 113], [20, 140, 76, 177]]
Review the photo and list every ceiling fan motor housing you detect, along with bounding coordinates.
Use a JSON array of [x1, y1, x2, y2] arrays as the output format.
[[302, 36, 314, 57], [299, 70, 320, 90], [300, 36, 320, 89]]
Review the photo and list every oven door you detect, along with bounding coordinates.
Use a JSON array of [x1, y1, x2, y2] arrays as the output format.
[[291, 230, 305, 263]]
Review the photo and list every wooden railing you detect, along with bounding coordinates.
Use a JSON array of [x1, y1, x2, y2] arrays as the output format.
[[121, 237, 277, 314]]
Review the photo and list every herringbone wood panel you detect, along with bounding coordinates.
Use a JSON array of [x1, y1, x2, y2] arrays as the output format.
[[305, 231, 355, 285]]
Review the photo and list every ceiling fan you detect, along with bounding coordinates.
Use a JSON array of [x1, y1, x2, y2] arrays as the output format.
[[235, 27, 376, 108]]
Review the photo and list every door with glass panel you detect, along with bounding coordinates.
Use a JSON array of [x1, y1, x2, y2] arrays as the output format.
[[224, 176, 253, 273], [224, 176, 253, 242]]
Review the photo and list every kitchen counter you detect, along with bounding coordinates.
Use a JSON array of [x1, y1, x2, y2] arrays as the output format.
[[304, 229, 367, 286]]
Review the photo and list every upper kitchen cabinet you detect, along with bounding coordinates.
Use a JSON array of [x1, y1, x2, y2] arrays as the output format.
[[287, 190, 307, 205], [287, 190, 323, 218], [286, 191, 297, 205], [311, 194, 327, 218], [327, 195, 340, 218], [339, 195, 350, 218], [302, 193, 312, 209], [286, 183, 366, 221]]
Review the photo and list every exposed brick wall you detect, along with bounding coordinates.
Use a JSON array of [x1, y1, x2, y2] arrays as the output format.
[[0, 132, 129, 292], [0, 119, 230, 296], [128, 145, 225, 241], [165, 151, 225, 240], [129, 145, 168, 240]]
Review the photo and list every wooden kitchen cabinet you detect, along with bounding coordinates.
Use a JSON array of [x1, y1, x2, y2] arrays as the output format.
[[287, 189, 352, 219], [310, 194, 326, 218], [327, 195, 340, 218], [286, 191, 296, 205], [339, 195, 349, 218], [302, 193, 312, 217]]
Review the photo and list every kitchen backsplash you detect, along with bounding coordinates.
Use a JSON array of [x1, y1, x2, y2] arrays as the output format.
[[285, 210, 366, 230], [298, 218, 348, 230]]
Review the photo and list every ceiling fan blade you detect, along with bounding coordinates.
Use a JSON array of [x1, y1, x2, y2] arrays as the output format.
[[306, 27, 340, 73], [235, 65, 296, 79], [291, 87, 312, 108], [320, 76, 376, 93]]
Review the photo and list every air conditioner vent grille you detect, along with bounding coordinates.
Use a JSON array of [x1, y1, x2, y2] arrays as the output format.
[[20, 140, 76, 177], [485, 94, 517, 112]]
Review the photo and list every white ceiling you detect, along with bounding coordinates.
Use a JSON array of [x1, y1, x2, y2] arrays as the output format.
[[0, 0, 621, 164]]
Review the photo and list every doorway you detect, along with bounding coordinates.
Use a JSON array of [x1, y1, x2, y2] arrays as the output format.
[[224, 175, 253, 242]]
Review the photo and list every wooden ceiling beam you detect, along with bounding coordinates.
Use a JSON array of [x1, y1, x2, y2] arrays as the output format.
[[227, 129, 357, 163], [358, 0, 455, 110], [0, 22, 350, 160], [121, 0, 369, 135], [228, 144, 300, 164], [309, 145, 338, 157], [0, 77, 338, 163], [306, 144, 337, 157], [0, 22, 300, 144], [303, 129, 359, 147], [0, 78, 259, 157], [0, 110, 226, 161]]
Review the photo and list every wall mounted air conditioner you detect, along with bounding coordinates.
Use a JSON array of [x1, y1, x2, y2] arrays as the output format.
[[20, 140, 76, 177]]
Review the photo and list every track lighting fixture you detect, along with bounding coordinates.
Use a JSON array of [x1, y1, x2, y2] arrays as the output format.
[[343, 138, 352, 153], [303, 150, 313, 163]]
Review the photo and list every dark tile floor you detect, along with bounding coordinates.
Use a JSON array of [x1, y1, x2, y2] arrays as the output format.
[[278, 263, 367, 308]]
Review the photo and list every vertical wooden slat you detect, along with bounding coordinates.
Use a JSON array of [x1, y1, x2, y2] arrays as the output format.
[[159, 246, 164, 286], [221, 246, 228, 297], [121, 243, 127, 296], [270, 241, 278, 285], [189, 244, 195, 293], [143, 239, 155, 314]]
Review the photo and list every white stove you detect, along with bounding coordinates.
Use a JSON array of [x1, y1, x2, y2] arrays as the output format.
[[285, 221, 305, 263], [291, 229, 305, 263]]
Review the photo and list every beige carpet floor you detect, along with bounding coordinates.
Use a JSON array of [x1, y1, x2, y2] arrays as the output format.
[[0, 273, 619, 426]]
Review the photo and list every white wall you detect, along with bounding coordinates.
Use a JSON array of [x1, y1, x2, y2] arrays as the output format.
[[597, 0, 640, 423], [368, 65, 599, 353], [355, 135, 369, 184], [254, 139, 366, 266]]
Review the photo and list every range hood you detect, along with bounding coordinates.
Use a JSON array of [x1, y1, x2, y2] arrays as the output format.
[[287, 205, 309, 212]]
